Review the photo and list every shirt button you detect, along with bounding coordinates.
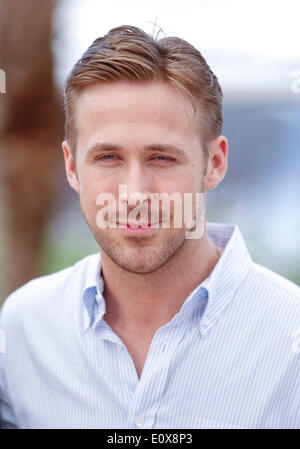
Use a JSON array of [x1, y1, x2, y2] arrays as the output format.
[[162, 343, 167, 353], [135, 416, 144, 427], [95, 294, 101, 303], [202, 317, 210, 326]]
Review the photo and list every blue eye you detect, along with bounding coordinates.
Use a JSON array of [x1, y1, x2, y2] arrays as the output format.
[[98, 154, 117, 161], [153, 156, 173, 162]]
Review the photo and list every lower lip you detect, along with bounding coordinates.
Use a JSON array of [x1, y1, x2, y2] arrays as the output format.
[[117, 223, 160, 233]]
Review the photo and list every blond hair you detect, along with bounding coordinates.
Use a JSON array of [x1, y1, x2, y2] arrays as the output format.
[[64, 25, 223, 159]]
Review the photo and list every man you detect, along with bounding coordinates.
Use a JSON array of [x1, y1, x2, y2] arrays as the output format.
[[1, 25, 300, 429]]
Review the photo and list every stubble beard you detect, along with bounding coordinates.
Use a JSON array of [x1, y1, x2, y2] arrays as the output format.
[[93, 227, 187, 274], [80, 200, 188, 274], [79, 174, 206, 275]]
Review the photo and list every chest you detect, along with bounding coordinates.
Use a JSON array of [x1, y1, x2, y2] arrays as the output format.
[[120, 334, 153, 379], [10, 316, 300, 428]]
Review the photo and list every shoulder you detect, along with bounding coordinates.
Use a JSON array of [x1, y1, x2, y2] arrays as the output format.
[[251, 261, 300, 298], [246, 261, 300, 315], [0, 252, 100, 326]]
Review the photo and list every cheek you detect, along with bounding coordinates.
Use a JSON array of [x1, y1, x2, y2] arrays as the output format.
[[156, 175, 192, 194], [80, 170, 115, 199], [80, 180, 122, 224]]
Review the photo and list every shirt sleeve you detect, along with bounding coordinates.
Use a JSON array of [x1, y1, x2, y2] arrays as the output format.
[[0, 307, 18, 429]]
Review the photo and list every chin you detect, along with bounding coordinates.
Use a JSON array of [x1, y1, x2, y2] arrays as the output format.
[[97, 230, 187, 275]]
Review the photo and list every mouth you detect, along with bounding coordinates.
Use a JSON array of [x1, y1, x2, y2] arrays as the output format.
[[116, 222, 160, 232]]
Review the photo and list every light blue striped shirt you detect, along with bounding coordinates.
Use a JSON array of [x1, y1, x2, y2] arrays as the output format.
[[1, 222, 300, 429]]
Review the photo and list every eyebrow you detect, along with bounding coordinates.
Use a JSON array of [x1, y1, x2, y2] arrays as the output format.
[[85, 142, 188, 160]]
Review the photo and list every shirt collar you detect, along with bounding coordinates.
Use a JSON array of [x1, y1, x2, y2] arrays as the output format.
[[81, 253, 105, 333], [197, 222, 252, 337], [81, 222, 252, 336]]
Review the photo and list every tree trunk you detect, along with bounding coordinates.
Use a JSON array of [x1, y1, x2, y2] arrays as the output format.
[[0, 0, 63, 297]]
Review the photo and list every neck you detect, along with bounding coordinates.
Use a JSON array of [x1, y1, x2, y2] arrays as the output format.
[[100, 228, 221, 335]]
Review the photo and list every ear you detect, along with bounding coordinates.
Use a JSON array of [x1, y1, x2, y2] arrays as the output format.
[[61, 140, 79, 194], [205, 135, 228, 191]]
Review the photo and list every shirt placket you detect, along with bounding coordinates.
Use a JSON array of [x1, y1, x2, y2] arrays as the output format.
[[125, 304, 198, 429]]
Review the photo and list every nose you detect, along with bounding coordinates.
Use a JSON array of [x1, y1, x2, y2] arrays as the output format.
[[118, 161, 157, 221], [119, 161, 153, 203]]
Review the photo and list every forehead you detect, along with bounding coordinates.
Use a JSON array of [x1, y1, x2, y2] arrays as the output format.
[[74, 81, 202, 151]]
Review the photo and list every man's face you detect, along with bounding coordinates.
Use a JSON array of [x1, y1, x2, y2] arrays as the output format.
[[65, 81, 209, 274]]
